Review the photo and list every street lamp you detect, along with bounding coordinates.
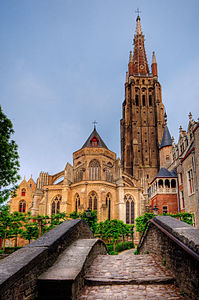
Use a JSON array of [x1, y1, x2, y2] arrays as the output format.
[[153, 205, 158, 215]]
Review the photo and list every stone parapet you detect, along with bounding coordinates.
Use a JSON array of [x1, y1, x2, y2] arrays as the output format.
[[0, 219, 94, 300], [139, 216, 199, 300]]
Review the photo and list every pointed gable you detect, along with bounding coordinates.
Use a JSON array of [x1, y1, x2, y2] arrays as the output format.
[[159, 125, 172, 149], [82, 128, 108, 149]]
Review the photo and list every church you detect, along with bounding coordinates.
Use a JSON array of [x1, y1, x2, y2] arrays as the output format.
[[9, 15, 172, 224]]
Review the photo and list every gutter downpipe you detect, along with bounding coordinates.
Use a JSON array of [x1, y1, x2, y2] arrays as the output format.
[[176, 176, 180, 213]]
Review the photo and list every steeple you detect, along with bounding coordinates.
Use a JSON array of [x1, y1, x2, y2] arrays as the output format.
[[121, 14, 165, 184], [130, 15, 149, 75]]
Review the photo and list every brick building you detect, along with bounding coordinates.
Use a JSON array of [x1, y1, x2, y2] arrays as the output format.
[[168, 114, 199, 227]]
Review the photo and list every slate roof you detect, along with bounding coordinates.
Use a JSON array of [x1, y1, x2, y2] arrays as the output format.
[[156, 167, 177, 178], [82, 128, 108, 149], [159, 125, 172, 149]]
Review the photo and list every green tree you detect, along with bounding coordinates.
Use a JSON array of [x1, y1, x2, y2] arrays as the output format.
[[49, 213, 68, 230], [9, 212, 25, 248], [0, 205, 13, 251], [0, 106, 20, 203], [21, 221, 39, 243], [70, 210, 98, 233], [135, 212, 155, 233]]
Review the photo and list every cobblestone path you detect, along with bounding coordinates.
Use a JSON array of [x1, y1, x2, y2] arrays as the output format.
[[78, 254, 187, 299]]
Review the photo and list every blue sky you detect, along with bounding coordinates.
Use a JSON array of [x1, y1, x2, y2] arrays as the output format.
[[0, 0, 199, 181]]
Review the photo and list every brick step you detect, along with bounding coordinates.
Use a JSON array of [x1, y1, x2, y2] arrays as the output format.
[[37, 239, 107, 300], [85, 275, 175, 286], [84, 254, 174, 283], [78, 284, 188, 299]]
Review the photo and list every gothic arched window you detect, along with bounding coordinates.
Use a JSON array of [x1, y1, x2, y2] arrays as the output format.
[[105, 169, 113, 183], [75, 194, 80, 212], [88, 192, 98, 211], [124, 194, 134, 224], [106, 193, 111, 220], [89, 159, 101, 180], [19, 200, 26, 213], [51, 195, 62, 215], [74, 169, 83, 183], [21, 188, 26, 196]]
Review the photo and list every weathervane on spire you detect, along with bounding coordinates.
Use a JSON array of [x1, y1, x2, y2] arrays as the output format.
[[135, 8, 142, 17], [92, 120, 98, 129]]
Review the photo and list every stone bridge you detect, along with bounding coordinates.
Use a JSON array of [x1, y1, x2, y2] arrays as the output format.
[[0, 217, 198, 300]]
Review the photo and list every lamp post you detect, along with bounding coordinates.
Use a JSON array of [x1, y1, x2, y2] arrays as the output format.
[[38, 216, 42, 237], [85, 182, 88, 209], [85, 208, 91, 229], [153, 205, 158, 216]]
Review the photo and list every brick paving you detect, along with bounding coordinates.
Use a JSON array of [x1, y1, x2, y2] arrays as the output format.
[[78, 254, 187, 299]]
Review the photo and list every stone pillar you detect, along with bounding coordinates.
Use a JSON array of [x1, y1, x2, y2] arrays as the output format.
[[117, 184, 125, 222], [61, 185, 70, 214]]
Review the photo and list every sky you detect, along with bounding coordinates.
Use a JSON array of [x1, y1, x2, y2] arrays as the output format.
[[0, 0, 199, 182]]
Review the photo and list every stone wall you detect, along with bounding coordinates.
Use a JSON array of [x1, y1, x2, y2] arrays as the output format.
[[0, 219, 94, 300], [139, 216, 199, 300]]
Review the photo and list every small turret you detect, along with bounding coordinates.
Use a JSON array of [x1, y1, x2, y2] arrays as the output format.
[[128, 51, 133, 76], [151, 51, 158, 77], [159, 114, 172, 168]]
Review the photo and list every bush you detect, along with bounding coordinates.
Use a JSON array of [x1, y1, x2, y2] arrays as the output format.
[[109, 251, 118, 255], [106, 241, 134, 254]]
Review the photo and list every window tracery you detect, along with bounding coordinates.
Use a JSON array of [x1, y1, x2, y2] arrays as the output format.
[[75, 194, 80, 212], [51, 195, 62, 215], [124, 194, 134, 224], [19, 200, 26, 213], [88, 192, 98, 210], [89, 159, 101, 180]]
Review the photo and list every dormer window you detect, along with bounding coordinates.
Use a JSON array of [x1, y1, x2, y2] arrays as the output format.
[[90, 136, 99, 147]]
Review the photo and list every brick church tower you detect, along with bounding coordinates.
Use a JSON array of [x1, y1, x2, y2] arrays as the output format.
[[120, 15, 165, 189]]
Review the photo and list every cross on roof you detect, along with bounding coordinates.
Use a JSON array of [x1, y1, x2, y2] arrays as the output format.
[[92, 120, 98, 129], [135, 8, 142, 17]]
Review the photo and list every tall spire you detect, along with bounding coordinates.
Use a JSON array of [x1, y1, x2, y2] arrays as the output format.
[[131, 16, 149, 75]]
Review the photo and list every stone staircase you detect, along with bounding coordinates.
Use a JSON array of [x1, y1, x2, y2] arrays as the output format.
[[37, 239, 107, 300], [78, 254, 188, 299]]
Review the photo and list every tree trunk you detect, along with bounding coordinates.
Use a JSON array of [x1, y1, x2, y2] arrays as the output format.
[[14, 235, 18, 248], [113, 241, 115, 252]]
